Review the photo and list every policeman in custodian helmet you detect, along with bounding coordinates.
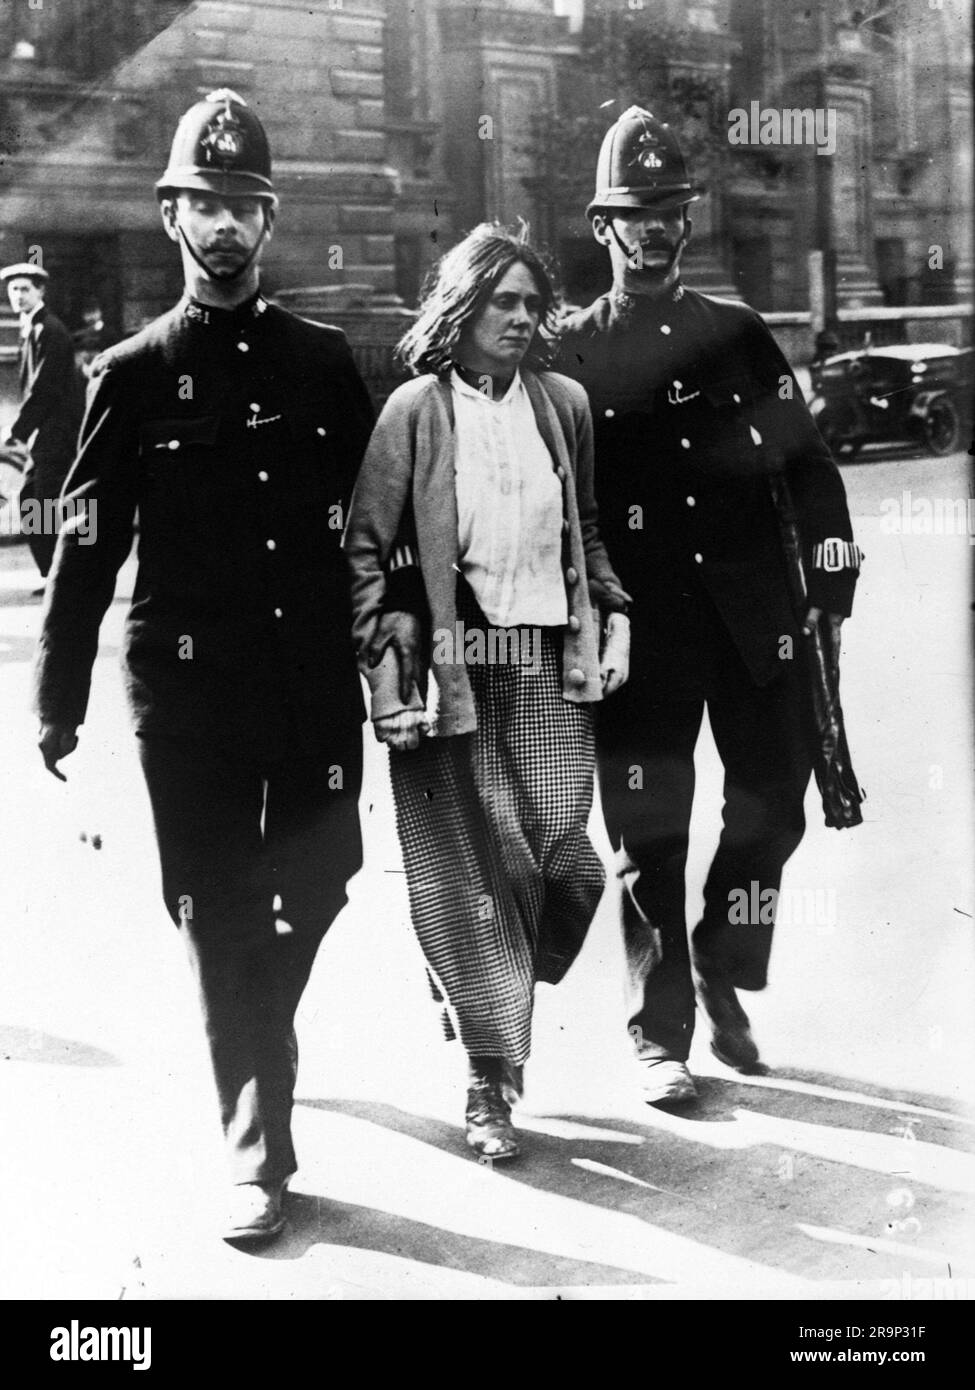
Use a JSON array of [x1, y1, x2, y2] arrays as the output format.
[[586, 104, 702, 299], [588, 103, 702, 215], [558, 105, 861, 1106], [34, 90, 376, 1244], [156, 87, 277, 282]]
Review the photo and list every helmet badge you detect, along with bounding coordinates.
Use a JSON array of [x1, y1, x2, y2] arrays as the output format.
[[200, 106, 246, 169], [633, 131, 665, 172]]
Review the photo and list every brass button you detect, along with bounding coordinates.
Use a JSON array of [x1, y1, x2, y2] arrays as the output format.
[[660, 324, 671, 335], [681, 437, 691, 449], [257, 470, 269, 482], [237, 341, 249, 353], [604, 408, 615, 418], [686, 495, 696, 507], [266, 539, 277, 551], [555, 466, 566, 482], [168, 439, 180, 451], [693, 552, 703, 564], [249, 402, 261, 412], [567, 667, 586, 687], [317, 426, 327, 437], [567, 614, 581, 633], [274, 607, 283, 618], [565, 566, 579, 585]]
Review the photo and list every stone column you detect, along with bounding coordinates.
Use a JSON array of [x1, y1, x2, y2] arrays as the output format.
[[437, 0, 576, 244]]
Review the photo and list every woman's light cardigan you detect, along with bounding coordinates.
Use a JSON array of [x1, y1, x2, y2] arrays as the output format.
[[344, 368, 628, 737]]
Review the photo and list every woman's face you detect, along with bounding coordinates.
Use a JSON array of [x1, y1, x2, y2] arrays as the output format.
[[456, 261, 543, 379]]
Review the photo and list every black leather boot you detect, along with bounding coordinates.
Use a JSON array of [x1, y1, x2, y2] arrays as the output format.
[[466, 1057, 520, 1161], [695, 971, 767, 1074]]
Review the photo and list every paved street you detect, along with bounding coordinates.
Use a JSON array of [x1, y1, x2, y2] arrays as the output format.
[[0, 447, 972, 1302]]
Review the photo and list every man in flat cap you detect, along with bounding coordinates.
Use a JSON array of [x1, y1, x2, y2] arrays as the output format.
[[1, 262, 84, 591], [558, 107, 861, 1104], [33, 90, 374, 1241]]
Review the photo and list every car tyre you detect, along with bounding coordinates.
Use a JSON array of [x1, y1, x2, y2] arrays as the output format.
[[923, 395, 960, 456]]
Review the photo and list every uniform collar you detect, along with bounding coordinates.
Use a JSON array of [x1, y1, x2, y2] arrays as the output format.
[[180, 289, 268, 328], [609, 280, 684, 325]]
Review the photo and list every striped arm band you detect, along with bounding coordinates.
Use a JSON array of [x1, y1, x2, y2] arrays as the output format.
[[387, 543, 418, 571], [811, 539, 864, 572]]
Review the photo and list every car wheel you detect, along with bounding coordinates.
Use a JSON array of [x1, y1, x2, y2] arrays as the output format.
[[923, 396, 960, 456], [814, 408, 850, 458]]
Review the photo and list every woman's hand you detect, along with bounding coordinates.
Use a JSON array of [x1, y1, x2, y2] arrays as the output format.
[[600, 612, 630, 696], [374, 708, 430, 752]]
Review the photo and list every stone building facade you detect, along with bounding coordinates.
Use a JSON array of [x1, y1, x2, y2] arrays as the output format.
[[0, 0, 970, 410]]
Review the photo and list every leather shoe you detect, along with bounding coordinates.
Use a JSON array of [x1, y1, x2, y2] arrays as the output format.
[[637, 1058, 698, 1107], [222, 1179, 289, 1243], [466, 1076, 520, 1161], [696, 972, 766, 1073]]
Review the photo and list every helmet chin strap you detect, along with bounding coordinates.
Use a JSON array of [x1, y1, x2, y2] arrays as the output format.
[[607, 219, 686, 283], [174, 208, 269, 284]]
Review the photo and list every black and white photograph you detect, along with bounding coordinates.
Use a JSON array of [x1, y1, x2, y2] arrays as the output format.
[[0, 0, 972, 1329]]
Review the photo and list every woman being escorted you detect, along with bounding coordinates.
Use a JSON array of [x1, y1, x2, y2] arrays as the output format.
[[345, 225, 630, 1160]]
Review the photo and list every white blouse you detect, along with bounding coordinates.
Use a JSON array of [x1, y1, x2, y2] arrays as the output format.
[[451, 368, 568, 628]]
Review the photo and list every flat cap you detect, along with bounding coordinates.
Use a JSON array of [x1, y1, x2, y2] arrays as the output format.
[[0, 262, 49, 283]]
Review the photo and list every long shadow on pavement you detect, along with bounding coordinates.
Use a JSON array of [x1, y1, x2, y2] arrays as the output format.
[[254, 1190, 665, 1289], [252, 1070, 975, 1288]]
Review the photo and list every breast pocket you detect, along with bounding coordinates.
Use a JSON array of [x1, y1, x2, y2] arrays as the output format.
[[138, 416, 231, 532], [139, 416, 221, 471], [285, 404, 349, 509], [699, 373, 756, 412], [696, 374, 774, 477], [285, 404, 334, 456]]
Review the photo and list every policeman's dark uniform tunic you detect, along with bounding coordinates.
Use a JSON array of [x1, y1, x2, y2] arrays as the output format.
[[558, 284, 860, 1061], [34, 290, 373, 1182], [9, 303, 84, 577]]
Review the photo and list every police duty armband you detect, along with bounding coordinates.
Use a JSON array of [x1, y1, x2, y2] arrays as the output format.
[[382, 540, 425, 616], [811, 539, 864, 573]]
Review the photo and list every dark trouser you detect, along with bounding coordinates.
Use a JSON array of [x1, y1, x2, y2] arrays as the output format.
[[20, 461, 69, 578], [596, 648, 811, 1063], [19, 444, 75, 575], [137, 733, 362, 1184]]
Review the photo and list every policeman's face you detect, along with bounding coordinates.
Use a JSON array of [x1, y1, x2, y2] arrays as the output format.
[[456, 261, 543, 380], [593, 205, 690, 289], [163, 191, 274, 278], [6, 277, 44, 315]]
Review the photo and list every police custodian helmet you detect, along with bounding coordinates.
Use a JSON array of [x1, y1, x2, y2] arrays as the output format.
[[156, 88, 276, 202], [587, 105, 703, 219]]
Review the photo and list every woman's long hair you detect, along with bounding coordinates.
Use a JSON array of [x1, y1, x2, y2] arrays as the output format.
[[396, 222, 558, 377]]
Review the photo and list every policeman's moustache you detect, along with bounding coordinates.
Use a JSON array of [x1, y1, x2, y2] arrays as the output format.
[[175, 216, 268, 283], [609, 222, 685, 276]]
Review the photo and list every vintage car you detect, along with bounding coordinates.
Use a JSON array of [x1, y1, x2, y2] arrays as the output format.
[[809, 342, 973, 458]]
